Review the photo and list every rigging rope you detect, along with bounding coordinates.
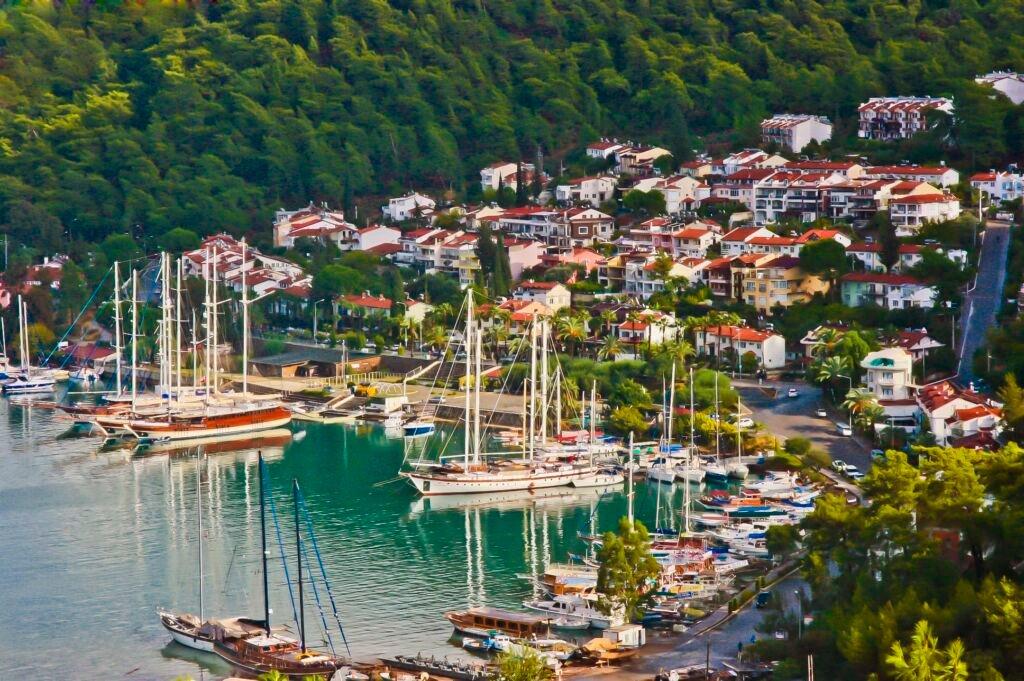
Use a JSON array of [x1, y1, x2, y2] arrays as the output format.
[[263, 465, 300, 629], [42, 265, 112, 366], [297, 485, 352, 656]]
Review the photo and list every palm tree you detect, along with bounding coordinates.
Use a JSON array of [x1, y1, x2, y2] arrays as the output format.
[[598, 335, 624, 361], [431, 302, 455, 327], [492, 307, 512, 332], [624, 310, 642, 359], [425, 324, 447, 352], [486, 324, 509, 359], [814, 355, 851, 401], [886, 620, 967, 681], [813, 326, 843, 359], [662, 339, 695, 365], [843, 388, 882, 430], [555, 315, 587, 356], [599, 309, 618, 334]]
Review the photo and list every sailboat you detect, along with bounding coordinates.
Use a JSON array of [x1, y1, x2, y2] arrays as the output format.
[[95, 249, 292, 440], [3, 295, 56, 394], [209, 458, 351, 676], [403, 295, 615, 495], [726, 392, 749, 479], [155, 448, 262, 651]]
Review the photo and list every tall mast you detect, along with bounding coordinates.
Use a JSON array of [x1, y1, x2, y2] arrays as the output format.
[[191, 310, 199, 389], [554, 368, 562, 440], [203, 251, 211, 403], [242, 239, 249, 397], [163, 252, 172, 407], [589, 381, 596, 467], [463, 291, 473, 470], [521, 372, 528, 457], [714, 370, 721, 461], [540, 320, 548, 445], [258, 452, 271, 635], [294, 478, 306, 653], [627, 431, 635, 526], [737, 393, 744, 461], [668, 363, 677, 452], [131, 271, 138, 407], [211, 246, 218, 395], [113, 261, 122, 395], [528, 315, 538, 460], [196, 451, 205, 621], [689, 366, 695, 454], [176, 258, 183, 396], [17, 294, 25, 372], [473, 316, 482, 463]]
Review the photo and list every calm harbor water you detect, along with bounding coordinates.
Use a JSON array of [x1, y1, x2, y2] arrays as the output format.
[[0, 389, 703, 680]]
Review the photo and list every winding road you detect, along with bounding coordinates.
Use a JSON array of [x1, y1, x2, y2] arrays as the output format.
[[957, 221, 1012, 384]]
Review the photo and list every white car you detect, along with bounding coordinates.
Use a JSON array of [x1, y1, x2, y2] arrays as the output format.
[[844, 465, 863, 479], [836, 422, 853, 436], [787, 388, 799, 398], [831, 459, 848, 473], [736, 417, 754, 429], [816, 407, 827, 418]]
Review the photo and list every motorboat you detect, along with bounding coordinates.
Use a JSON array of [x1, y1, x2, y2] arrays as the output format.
[[646, 458, 678, 484], [403, 420, 435, 437], [522, 594, 617, 629], [444, 607, 549, 639], [570, 468, 624, 488], [726, 461, 749, 479], [2, 374, 56, 394]]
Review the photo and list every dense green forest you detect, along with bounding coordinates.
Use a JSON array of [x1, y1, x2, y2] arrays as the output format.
[[2, 0, 1024, 250]]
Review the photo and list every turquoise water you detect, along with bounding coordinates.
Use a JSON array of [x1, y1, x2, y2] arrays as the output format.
[[0, 391, 701, 679]]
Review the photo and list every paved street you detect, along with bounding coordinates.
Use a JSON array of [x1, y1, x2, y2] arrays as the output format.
[[958, 222, 1011, 383], [735, 379, 871, 472]]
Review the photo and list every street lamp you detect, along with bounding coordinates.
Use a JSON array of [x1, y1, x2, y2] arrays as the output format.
[[795, 589, 803, 640], [312, 299, 322, 344], [837, 374, 854, 431]]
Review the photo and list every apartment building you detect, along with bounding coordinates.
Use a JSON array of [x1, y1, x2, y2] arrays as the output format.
[[760, 114, 833, 152], [840, 272, 937, 309], [857, 96, 954, 140], [738, 255, 828, 314]]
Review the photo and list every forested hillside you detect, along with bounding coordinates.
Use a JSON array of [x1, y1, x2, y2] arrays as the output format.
[[1, 0, 1023, 248]]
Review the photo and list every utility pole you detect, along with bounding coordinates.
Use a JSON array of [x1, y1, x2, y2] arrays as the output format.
[[705, 636, 711, 680]]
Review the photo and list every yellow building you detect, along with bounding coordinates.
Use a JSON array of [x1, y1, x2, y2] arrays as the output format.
[[738, 255, 828, 314]]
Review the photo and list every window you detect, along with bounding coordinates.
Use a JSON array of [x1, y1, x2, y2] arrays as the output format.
[[882, 372, 893, 379], [578, 226, 589, 235], [882, 388, 893, 397]]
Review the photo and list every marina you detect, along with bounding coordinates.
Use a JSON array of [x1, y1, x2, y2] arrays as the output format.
[[0, 385, 813, 679]]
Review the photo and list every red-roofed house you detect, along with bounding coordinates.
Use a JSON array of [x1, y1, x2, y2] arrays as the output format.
[[720, 227, 776, 256], [969, 170, 1024, 202], [753, 170, 846, 225], [555, 175, 617, 207], [858, 97, 954, 140], [512, 280, 571, 312], [273, 204, 358, 249], [841, 272, 936, 309], [357, 225, 401, 252], [616, 309, 678, 348], [540, 247, 605, 274], [739, 255, 828, 313], [586, 140, 626, 159], [784, 160, 864, 178], [889, 192, 961, 235], [696, 325, 786, 369], [864, 165, 960, 187], [846, 242, 924, 272], [916, 380, 1002, 446]]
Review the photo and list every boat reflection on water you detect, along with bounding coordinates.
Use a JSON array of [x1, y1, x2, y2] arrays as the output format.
[[408, 484, 619, 515], [131, 428, 293, 459]]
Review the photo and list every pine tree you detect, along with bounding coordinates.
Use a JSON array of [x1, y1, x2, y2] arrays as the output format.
[[876, 210, 900, 272], [515, 161, 527, 206]]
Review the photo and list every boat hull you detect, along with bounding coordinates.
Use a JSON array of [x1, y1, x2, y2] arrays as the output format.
[[98, 407, 293, 441], [404, 466, 604, 496]]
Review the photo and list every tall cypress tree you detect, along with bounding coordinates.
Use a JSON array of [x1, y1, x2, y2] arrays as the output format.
[[515, 162, 527, 206]]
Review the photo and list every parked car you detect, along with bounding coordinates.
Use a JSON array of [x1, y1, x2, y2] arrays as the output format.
[[831, 459, 848, 473], [787, 388, 799, 398], [427, 395, 445, 404], [736, 417, 755, 429], [870, 449, 886, 461], [844, 465, 864, 481], [816, 407, 827, 418], [836, 422, 853, 436], [849, 471, 866, 482]]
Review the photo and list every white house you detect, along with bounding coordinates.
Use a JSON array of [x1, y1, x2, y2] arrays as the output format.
[[633, 175, 712, 214], [586, 140, 627, 159], [917, 381, 1003, 447], [382, 192, 436, 222], [273, 205, 358, 249], [760, 114, 833, 152], [840, 272, 937, 310], [864, 165, 960, 188], [888, 192, 961, 236], [857, 97, 954, 140], [969, 170, 1024, 203], [481, 162, 535, 192], [719, 226, 777, 256], [861, 347, 915, 402], [555, 175, 617, 207], [846, 242, 924, 272], [404, 298, 434, 324], [617, 310, 678, 348], [512, 280, 572, 313], [976, 71, 1024, 105], [356, 225, 401, 252], [671, 225, 719, 258], [695, 325, 787, 369]]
